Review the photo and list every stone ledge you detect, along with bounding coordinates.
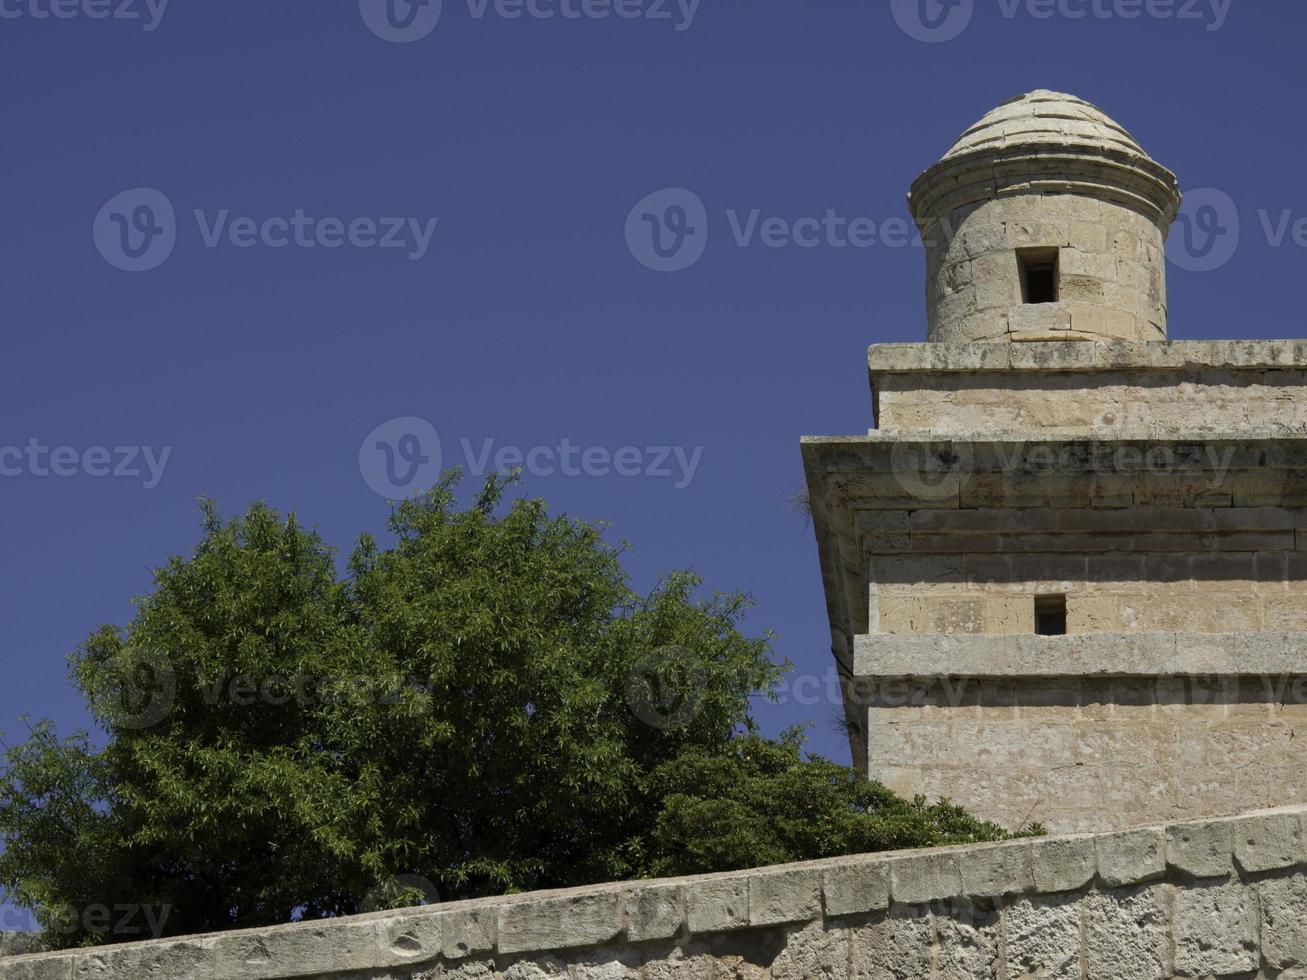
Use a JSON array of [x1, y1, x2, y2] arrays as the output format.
[[7, 806, 1307, 979], [802, 431, 1307, 455], [867, 340, 1307, 375], [852, 631, 1307, 679]]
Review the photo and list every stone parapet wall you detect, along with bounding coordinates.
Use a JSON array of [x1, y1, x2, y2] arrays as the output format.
[[8, 806, 1307, 978]]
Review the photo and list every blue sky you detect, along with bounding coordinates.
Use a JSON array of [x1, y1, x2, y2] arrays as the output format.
[[0, 0, 1297, 816]]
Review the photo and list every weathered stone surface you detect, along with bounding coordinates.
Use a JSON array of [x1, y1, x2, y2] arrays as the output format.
[[1172, 880, 1259, 976], [1030, 836, 1096, 894], [2, 954, 75, 980], [849, 906, 933, 979], [1232, 810, 1304, 873], [886, 851, 961, 905], [685, 878, 748, 934], [379, 910, 441, 966], [497, 893, 622, 956], [748, 869, 821, 928], [1083, 886, 1170, 979], [958, 840, 1031, 897], [769, 921, 847, 980], [1258, 873, 1307, 970], [1166, 819, 1235, 878], [934, 901, 999, 980], [1096, 829, 1166, 888], [822, 861, 889, 917], [1005, 894, 1082, 980], [624, 884, 683, 943], [439, 906, 496, 961]]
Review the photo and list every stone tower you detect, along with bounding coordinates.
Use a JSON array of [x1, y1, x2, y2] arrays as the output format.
[[803, 91, 1307, 834]]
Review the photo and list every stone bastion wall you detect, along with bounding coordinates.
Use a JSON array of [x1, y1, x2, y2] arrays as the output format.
[[8, 805, 1307, 979]]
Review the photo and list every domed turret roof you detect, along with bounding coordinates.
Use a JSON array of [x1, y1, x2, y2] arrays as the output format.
[[941, 89, 1152, 162], [909, 90, 1181, 229]]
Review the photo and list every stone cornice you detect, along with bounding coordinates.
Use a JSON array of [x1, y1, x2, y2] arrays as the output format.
[[868, 340, 1307, 376], [908, 143, 1182, 231], [853, 631, 1307, 680]]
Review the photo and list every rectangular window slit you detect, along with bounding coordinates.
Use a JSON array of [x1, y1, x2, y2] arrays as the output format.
[[1035, 594, 1068, 636], [1018, 248, 1060, 304]]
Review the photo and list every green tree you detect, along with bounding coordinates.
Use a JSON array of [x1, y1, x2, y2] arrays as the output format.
[[0, 473, 1033, 950]]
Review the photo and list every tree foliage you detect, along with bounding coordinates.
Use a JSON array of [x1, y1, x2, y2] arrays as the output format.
[[0, 473, 1034, 949]]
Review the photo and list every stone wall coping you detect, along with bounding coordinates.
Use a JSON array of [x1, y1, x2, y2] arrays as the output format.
[[853, 631, 1307, 679], [867, 340, 1307, 375], [8, 805, 1307, 979]]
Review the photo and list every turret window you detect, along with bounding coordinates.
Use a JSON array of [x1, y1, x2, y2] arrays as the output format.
[[1018, 248, 1060, 304], [1035, 594, 1068, 636]]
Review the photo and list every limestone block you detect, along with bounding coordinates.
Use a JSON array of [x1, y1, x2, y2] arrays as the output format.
[[1030, 836, 1096, 894], [822, 860, 890, 917], [207, 920, 379, 977], [378, 910, 443, 967], [1069, 220, 1108, 252], [1004, 894, 1082, 980], [438, 906, 497, 960], [957, 840, 1032, 897], [1067, 595, 1118, 633], [849, 906, 933, 979], [1231, 811, 1305, 873], [933, 902, 1000, 980], [1096, 828, 1166, 888], [567, 949, 642, 979], [1005, 219, 1070, 250], [59, 939, 215, 980], [769, 920, 850, 980], [1059, 249, 1117, 281], [497, 893, 623, 955], [887, 851, 961, 905], [1084, 886, 1171, 979], [1262, 593, 1307, 630], [1007, 303, 1071, 334], [685, 878, 748, 934], [975, 276, 1021, 312], [961, 223, 1007, 260], [748, 868, 821, 927], [1172, 880, 1259, 976], [498, 953, 569, 978], [625, 884, 683, 943], [984, 594, 1035, 634], [1259, 873, 1307, 971], [0, 954, 76, 980], [1059, 273, 1106, 303]]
